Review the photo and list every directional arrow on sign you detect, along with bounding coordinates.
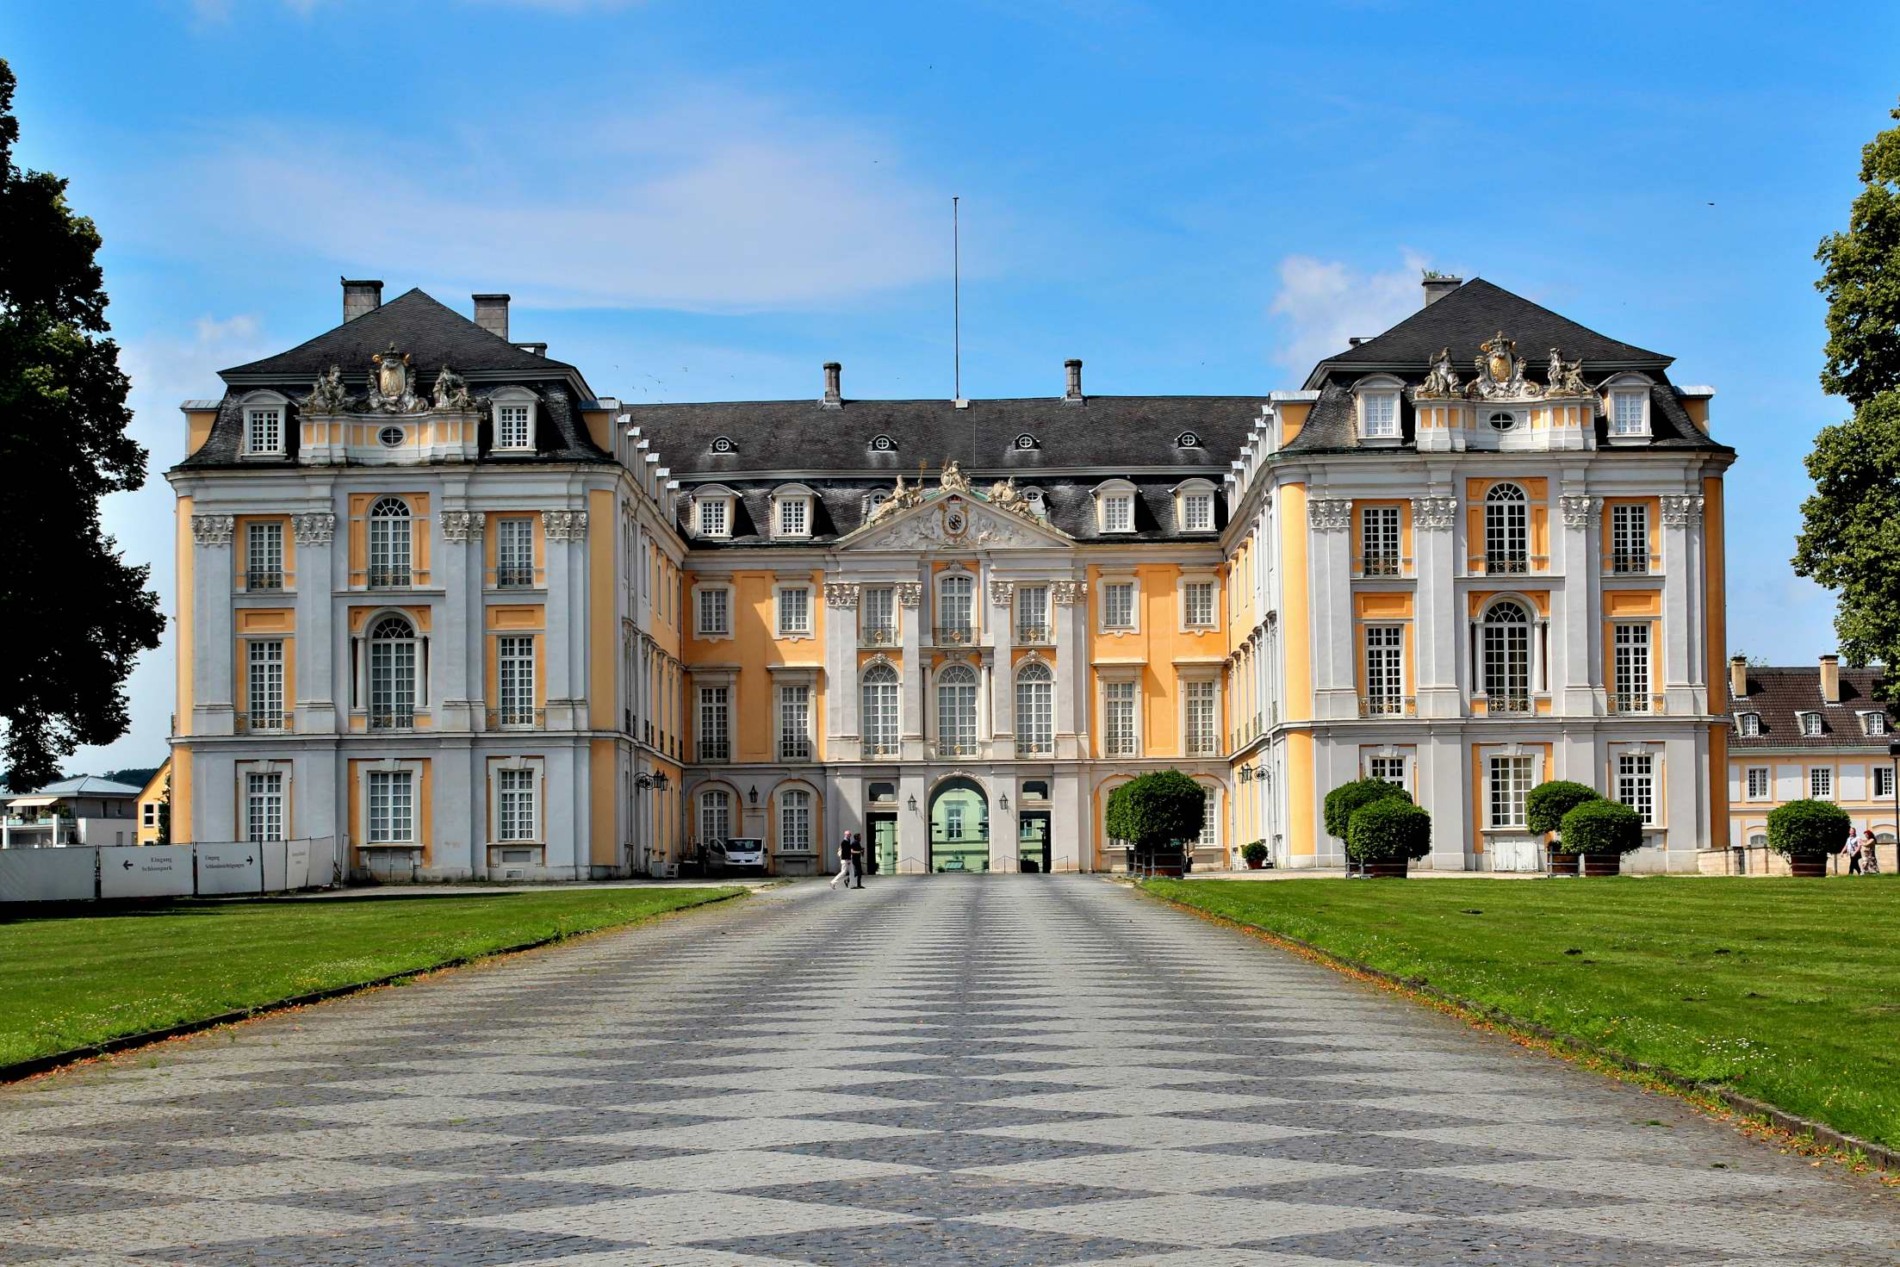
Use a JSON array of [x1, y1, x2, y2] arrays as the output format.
[[122, 859, 134, 869], [245, 856, 254, 865]]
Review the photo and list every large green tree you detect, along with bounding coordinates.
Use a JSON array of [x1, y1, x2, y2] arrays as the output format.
[[0, 59, 163, 789]]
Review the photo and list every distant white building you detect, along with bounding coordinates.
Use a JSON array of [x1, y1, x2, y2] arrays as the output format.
[[1, 776, 142, 849]]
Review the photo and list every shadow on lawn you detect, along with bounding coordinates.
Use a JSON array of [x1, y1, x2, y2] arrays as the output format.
[[0, 889, 561, 926]]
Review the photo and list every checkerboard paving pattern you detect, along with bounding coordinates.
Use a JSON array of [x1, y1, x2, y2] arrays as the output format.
[[3, 876, 1897, 1265]]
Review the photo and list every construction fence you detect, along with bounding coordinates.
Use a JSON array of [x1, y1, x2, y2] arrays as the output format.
[[0, 838, 341, 903]]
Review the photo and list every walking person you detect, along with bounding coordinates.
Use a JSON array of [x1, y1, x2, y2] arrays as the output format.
[[850, 832, 866, 888], [1864, 827, 1883, 875], [830, 830, 856, 890], [1846, 831, 1864, 876]]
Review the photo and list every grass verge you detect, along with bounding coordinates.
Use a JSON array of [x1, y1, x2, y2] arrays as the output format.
[[0, 887, 741, 1068], [1147, 876, 1900, 1150]]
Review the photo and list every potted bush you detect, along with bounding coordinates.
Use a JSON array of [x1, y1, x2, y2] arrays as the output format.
[[1325, 777, 1411, 872], [1106, 770, 1206, 878], [1346, 798, 1432, 878], [1560, 800, 1645, 875], [1242, 840, 1269, 870], [1766, 798, 1852, 877], [1527, 780, 1601, 876]]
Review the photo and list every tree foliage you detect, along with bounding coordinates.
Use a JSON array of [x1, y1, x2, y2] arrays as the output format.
[[1323, 776, 1410, 839], [1558, 800, 1645, 856], [1526, 780, 1602, 838], [0, 59, 163, 789], [1766, 798, 1851, 857], [1105, 770, 1205, 852], [1344, 798, 1431, 864], [1796, 101, 1900, 675]]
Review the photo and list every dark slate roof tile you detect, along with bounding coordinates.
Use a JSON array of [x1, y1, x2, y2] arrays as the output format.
[[1730, 666, 1892, 750]]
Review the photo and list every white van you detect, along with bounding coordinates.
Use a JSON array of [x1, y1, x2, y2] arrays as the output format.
[[708, 837, 766, 876]]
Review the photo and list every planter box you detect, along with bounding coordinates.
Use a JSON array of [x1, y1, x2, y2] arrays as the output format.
[[1363, 860, 1409, 878], [1789, 853, 1830, 878], [1547, 850, 1580, 877], [1580, 853, 1623, 877], [1245, 856, 1266, 870]]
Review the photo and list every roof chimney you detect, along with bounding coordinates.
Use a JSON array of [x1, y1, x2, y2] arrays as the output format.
[[821, 361, 842, 409], [1820, 653, 1841, 705], [473, 294, 511, 340], [1421, 273, 1463, 307], [1063, 358, 1084, 404], [1729, 654, 1748, 703], [341, 278, 383, 323]]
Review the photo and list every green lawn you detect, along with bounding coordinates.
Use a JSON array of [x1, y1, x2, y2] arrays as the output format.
[[0, 887, 742, 1068], [1147, 876, 1900, 1150]]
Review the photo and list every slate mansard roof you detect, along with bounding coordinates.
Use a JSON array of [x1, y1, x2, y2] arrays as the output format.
[[1285, 278, 1727, 457], [1729, 666, 1893, 750], [633, 395, 1262, 546], [177, 289, 611, 471]]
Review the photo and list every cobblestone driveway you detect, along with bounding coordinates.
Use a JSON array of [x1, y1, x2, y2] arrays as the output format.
[[3, 877, 1897, 1265]]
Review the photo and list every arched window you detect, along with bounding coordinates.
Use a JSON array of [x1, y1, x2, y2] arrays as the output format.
[[368, 497, 412, 588], [1481, 601, 1531, 714], [368, 614, 417, 729], [1015, 661, 1054, 755], [698, 788, 731, 844], [861, 663, 900, 757], [777, 787, 813, 854], [937, 663, 978, 756], [1484, 484, 1528, 574]]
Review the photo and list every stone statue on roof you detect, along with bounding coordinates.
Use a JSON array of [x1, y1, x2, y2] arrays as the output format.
[[1546, 348, 1587, 396], [1419, 347, 1461, 397], [940, 458, 972, 494], [303, 364, 349, 412], [987, 476, 1037, 520], [366, 343, 425, 412], [433, 364, 473, 410]]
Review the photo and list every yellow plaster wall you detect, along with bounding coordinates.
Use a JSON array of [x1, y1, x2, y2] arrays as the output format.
[[684, 570, 824, 763], [590, 739, 616, 867], [588, 490, 615, 730], [1279, 484, 1311, 722]]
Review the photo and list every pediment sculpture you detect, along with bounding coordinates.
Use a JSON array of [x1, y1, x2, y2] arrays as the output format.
[[433, 365, 473, 409], [1471, 331, 1541, 400], [1418, 347, 1462, 398], [365, 343, 426, 413], [1545, 348, 1587, 396], [302, 364, 350, 412]]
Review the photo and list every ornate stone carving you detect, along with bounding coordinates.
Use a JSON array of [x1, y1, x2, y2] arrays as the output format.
[[988, 580, 1015, 605], [985, 477, 1039, 521], [939, 458, 973, 495], [542, 509, 590, 542], [1471, 331, 1540, 400], [1559, 494, 1601, 529], [364, 344, 426, 413], [1546, 348, 1588, 396], [1050, 580, 1088, 606], [1418, 347, 1462, 397], [894, 582, 922, 609], [191, 514, 235, 547], [440, 510, 484, 543], [432, 365, 473, 410], [291, 512, 336, 545], [862, 497, 1049, 551], [1411, 496, 1457, 531], [824, 582, 860, 609], [302, 365, 349, 412], [1661, 494, 1704, 527], [1307, 498, 1353, 532]]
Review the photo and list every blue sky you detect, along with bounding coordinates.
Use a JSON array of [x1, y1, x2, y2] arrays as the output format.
[[5, 0, 1896, 774]]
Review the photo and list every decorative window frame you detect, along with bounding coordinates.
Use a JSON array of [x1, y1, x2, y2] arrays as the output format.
[[1013, 654, 1057, 756], [1736, 711, 1761, 737], [1177, 670, 1223, 758], [1172, 478, 1218, 534], [1797, 710, 1823, 737], [869, 433, 899, 454], [238, 390, 291, 458], [1011, 432, 1040, 451], [691, 485, 737, 539], [1175, 568, 1219, 633], [771, 666, 818, 763], [1608, 741, 1664, 828], [234, 759, 294, 842], [934, 565, 980, 640], [692, 582, 735, 642], [1360, 744, 1416, 792], [1097, 666, 1144, 760], [694, 780, 741, 847], [1603, 373, 1654, 444], [1188, 776, 1221, 850], [859, 656, 903, 757], [710, 435, 738, 455], [488, 386, 539, 453], [770, 483, 817, 541], [356, 757, 426, 847], [1353, 375, 1403, 446], [930, 657, 983, 754], [1091, 478, 1139, 535], [487, 755, 545, 844], [1174, 430, 1203, 450], [1859, 710, 1889, 737], [1477, 742, 1541, 831], [773, 780, 821, 854], [1097, 569, 1140, 636], [774, 580, 815, 640], [1743, 765, 1771, 801]]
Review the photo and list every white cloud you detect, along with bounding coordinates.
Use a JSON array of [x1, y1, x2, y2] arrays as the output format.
[[1267, 250, 1432, 373], [141, 89, 947, 313]]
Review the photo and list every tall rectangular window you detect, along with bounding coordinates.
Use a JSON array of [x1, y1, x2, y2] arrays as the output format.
[[1877, 767, 1896, 800], [246, 522, 284, 591], [862, 668, 900, 756], [1811, 767, 1833, 800], [1182, 492, 1214, 531], [1611, 504, 1649, 574], [244, 408, 283, 454], [1102, 493, 1134, 533], [367, 770, 414, 843], [1103, 582, 1135, 630], [245, 772, 284, 843], [1184, 680, 1218, 756], [938, 574, 974, 640], [496, 518, 534, 588], [697, 498, 729, 538], [779, 685, 811, 761], [697, 588, 730, 636], [1361, 506, 1401, 575], [1617, 753, 1656, 825], [497, 768, 537, 841], [776, 497, 808, 537], [496, 404, 532, 450], [247, 639, 285, 731], [1104, 681, 1138, 756], [1613, 624, 1651, 712], [1746, 767, 1771, 800], [697, 686, 730, 762], [497, 636, 535, 726], [1362, 393, 1398, 438], [779, 789, 812, 852], [861, 586, 895, 643], [1183, 581, 1215, 628], [777, 586, 810, 637], [1197, 789, 1218, 849], [1016, 585, 1049, 642], [1488, 755, 1534, 828], [1611, 391, 1647, 436], [1363, 625, 1403, 715], [699, 790, 731, 845]]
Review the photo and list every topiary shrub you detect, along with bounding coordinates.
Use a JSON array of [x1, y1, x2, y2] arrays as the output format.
[[1526, 780, 1601, 838], [1346, 798, 1432, 863], [1766, 798, 1851, 857], [1324, 777, 1411, 839], [1559, 800, 1645, 856], [1105, 770, 1206, 854], [1241, 840, 1268, 866]]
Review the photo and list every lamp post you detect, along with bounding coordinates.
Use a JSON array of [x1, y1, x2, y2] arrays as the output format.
[[1887, 738, 1900, 874]]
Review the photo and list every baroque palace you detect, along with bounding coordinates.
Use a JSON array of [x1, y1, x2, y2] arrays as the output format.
[[164, 274, 1733, 879]]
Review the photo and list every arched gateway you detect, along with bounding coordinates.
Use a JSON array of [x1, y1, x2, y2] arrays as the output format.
[[928, 777, 988, 872]]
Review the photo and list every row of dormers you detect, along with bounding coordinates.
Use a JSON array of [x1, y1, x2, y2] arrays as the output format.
[[1352, 372, 1662, 447], [705, 429, 1206, 458], [1734, 709, 1889, 739], [232, 387, 543, 459]]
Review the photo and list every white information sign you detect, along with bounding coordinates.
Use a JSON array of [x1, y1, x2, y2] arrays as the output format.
[[195, 842, 263, 896], [99, 846, 193, 899], [0, 848, 97, 903], [284, 839, 311, 890]]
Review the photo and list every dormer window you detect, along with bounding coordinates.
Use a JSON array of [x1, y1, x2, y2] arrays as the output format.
[[694, 487, 736, 539], [1862, 711, 1889, 736], [1173, 479, 1217, 533], [1355, 377, 1402, 442], [1175, 431, 1202, 449], [1605, 375, 1653, 442], [771, 485, 815, 540], [1798, 711, 1823, 737], [239, 393, 289, 457], [490, 389, 538, 452], [870, 434, 897, 453], [1013, 433, 1039, 451], [1094, 479, 1138, 534], [1737, 712, 1761, 737], [711, 436, 736, 455]]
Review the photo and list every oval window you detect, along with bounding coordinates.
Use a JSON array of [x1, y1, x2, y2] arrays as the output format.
[[378, 426, 405, 447], [1488, 412, 1516, 432]]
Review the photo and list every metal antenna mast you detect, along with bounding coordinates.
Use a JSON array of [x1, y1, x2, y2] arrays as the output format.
[[952, 195, 961, 403]]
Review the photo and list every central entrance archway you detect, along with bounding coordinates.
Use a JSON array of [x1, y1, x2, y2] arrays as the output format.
[[928, 777, 989, 872]]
